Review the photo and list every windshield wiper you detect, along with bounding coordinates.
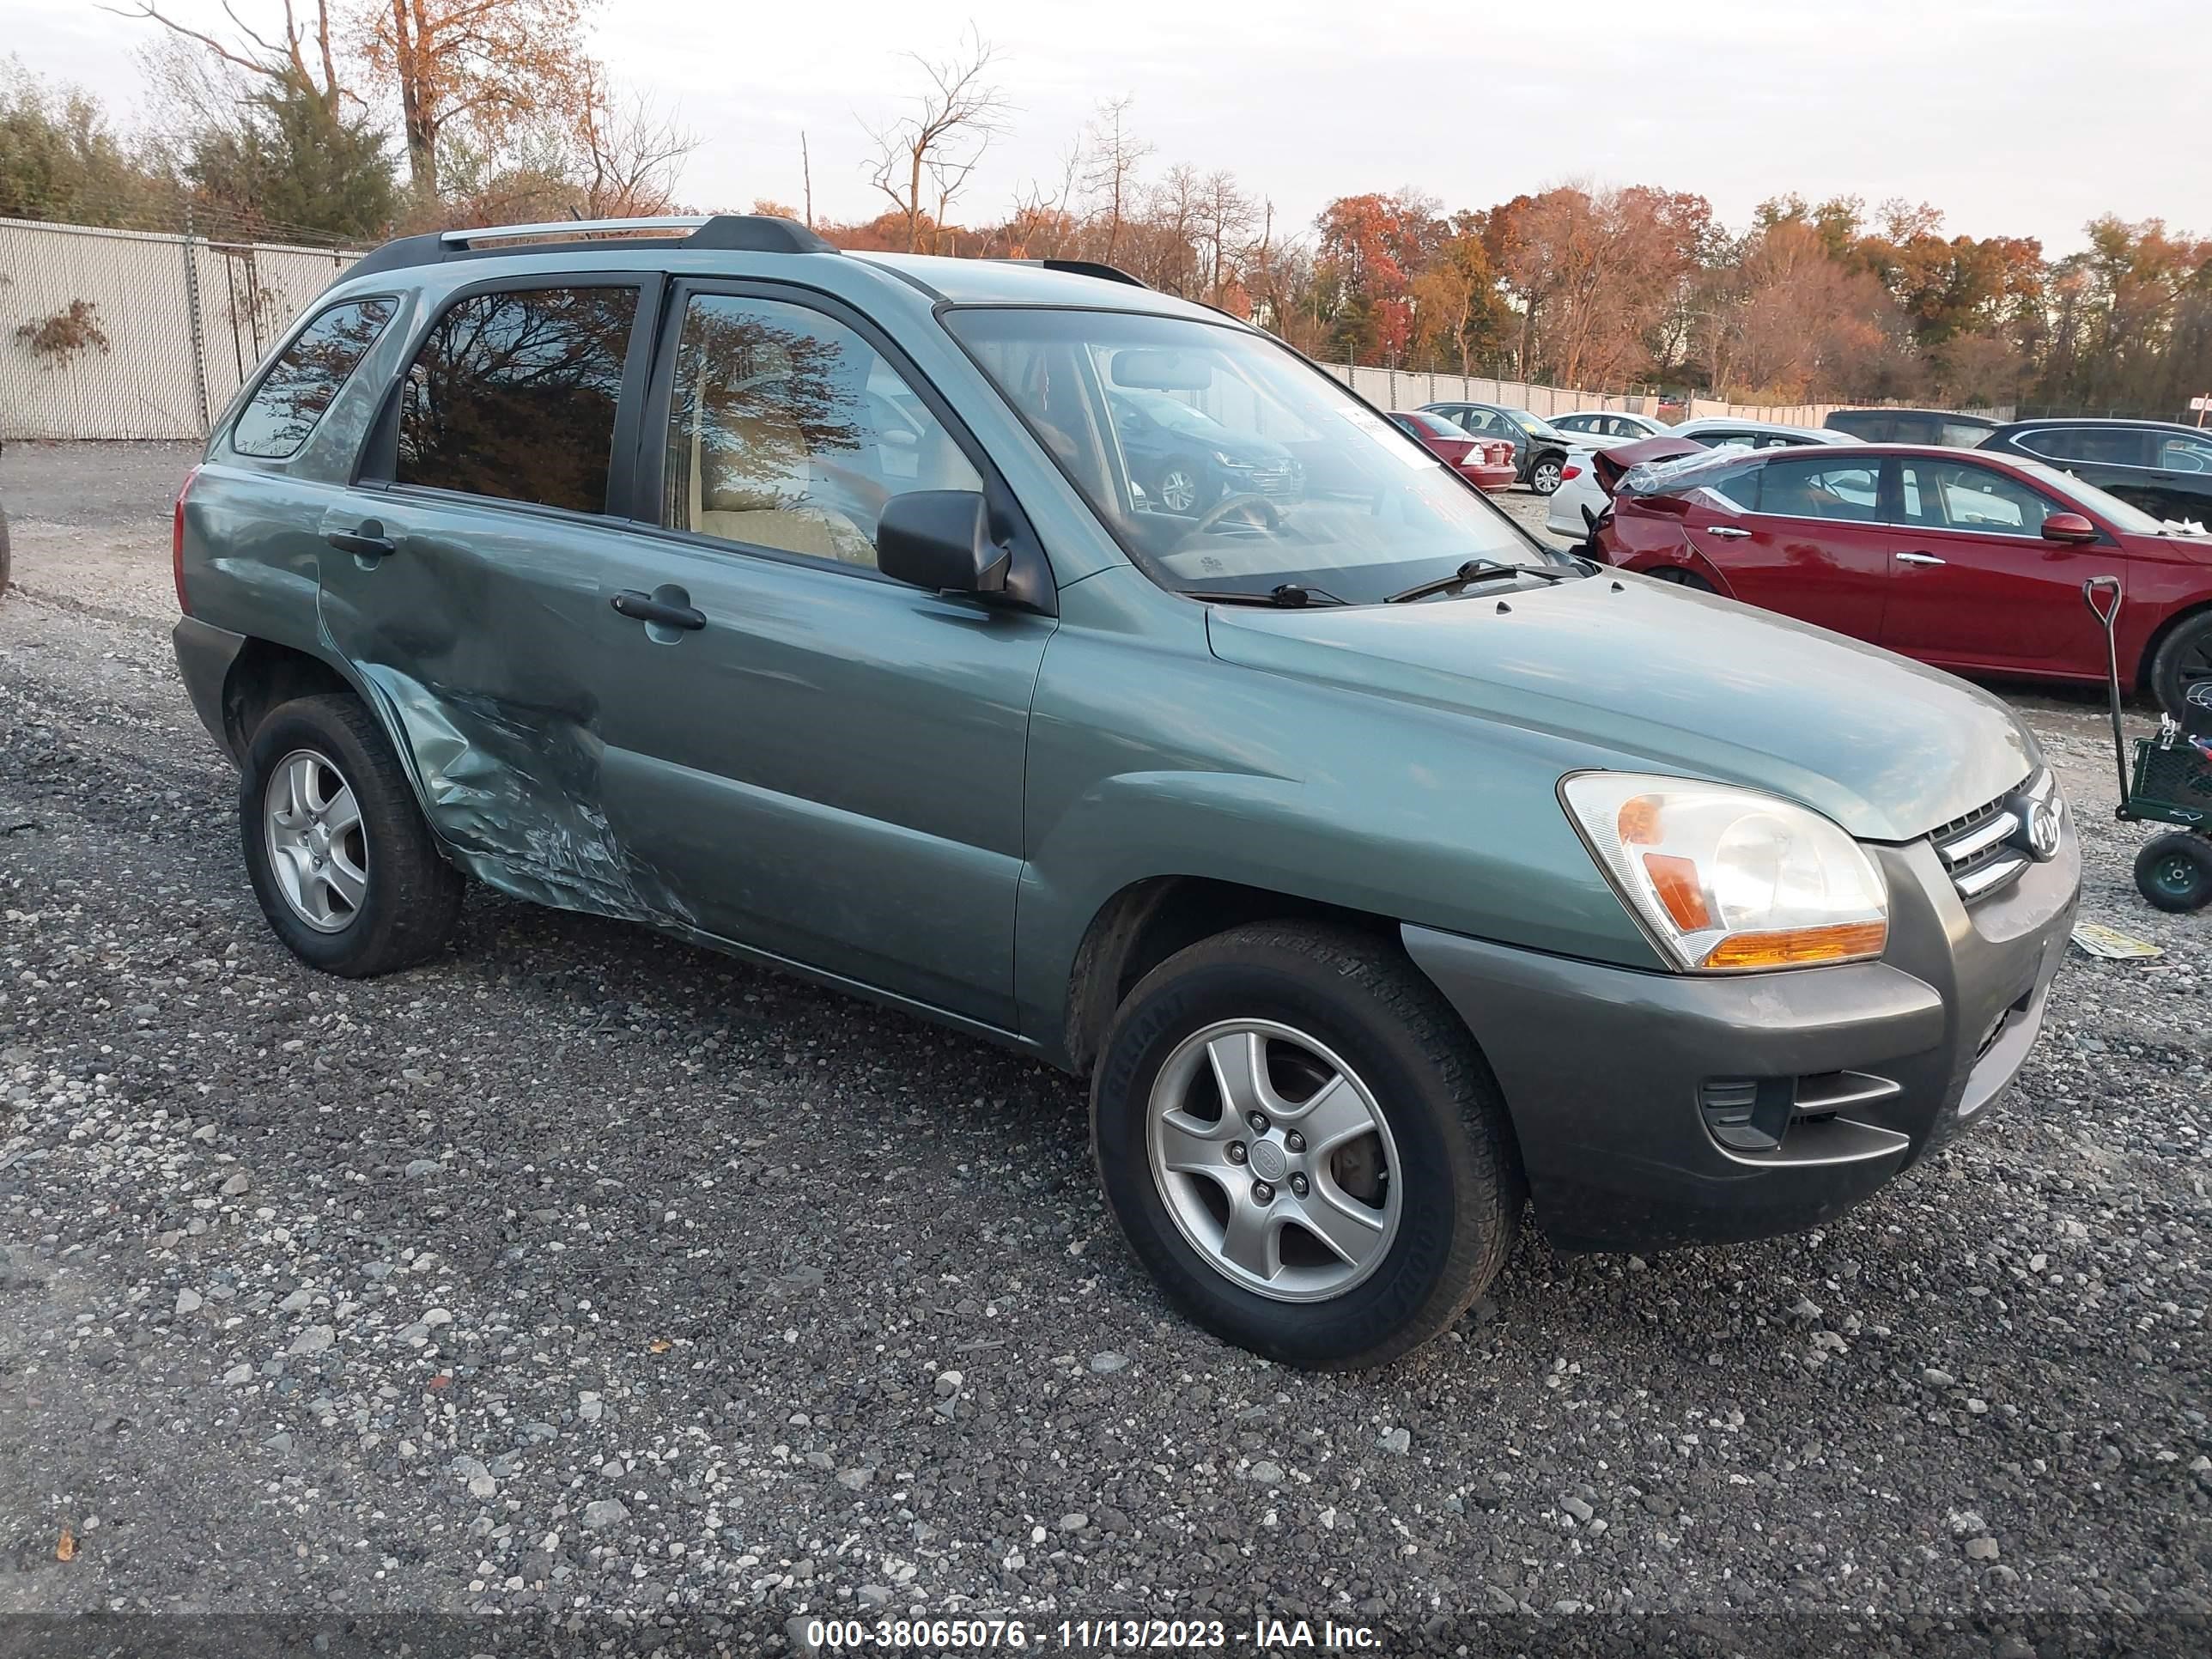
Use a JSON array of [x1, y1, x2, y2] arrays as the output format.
[[1182, 581, 1347, 608], [1385, 558, 1577, 604]]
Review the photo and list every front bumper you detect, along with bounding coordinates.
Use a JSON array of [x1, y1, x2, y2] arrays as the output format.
[[1404, 830, 2079, 1251]]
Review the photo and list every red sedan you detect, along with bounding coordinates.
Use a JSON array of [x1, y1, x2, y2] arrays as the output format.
[[1592, 438, 2212, 714], [1388, 410, 1518, 492]]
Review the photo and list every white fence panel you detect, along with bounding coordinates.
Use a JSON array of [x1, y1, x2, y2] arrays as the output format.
[[1, 218, 355, 441]]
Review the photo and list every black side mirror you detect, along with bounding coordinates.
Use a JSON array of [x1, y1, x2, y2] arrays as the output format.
[[876, 490, 1010, 596]]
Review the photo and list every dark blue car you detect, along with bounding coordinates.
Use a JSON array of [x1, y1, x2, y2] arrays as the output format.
[[1109, 389, 1300, 516]]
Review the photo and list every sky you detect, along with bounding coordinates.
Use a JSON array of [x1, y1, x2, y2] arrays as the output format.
[[9, 0, 2207, 256]]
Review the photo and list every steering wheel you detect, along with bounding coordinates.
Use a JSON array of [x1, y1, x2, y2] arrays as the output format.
[[1182, 491, 1281, 544]]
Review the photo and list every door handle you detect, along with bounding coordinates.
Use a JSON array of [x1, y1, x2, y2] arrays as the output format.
[[611, 589, 707, 630], [1897, 551, 1947, 566], [326, 524, 394, 559], [1699, 525, 1751, 539]]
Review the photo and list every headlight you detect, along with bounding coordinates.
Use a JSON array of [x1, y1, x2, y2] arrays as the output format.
[[1212, 452, 1254, 470], [1561, 773, 1887, 971]]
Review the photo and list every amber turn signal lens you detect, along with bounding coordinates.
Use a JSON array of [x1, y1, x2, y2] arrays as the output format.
[[1640, 852, 1713, 931], [1701, 921, 1888, 969]]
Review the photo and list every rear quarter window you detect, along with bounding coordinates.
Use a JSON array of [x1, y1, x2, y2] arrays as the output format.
[[229, 297, 397, 459]]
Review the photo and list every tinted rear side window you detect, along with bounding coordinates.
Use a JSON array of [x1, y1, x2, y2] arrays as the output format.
[[1825, 411, 1890, 441], [230, 298, 396, 459], [396, 286, 638, 514]]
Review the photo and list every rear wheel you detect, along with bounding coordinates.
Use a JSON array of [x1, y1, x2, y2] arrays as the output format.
[[2136, 831, 2212, 913], [2147, 610, 2212, 718], [1091, 922, 1522, 1370], [240, 693, 463, 975]]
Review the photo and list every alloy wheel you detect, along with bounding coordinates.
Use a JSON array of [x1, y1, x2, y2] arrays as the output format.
[[1145, 1019, 1402, 1302], [1158, 466, 1200, 514], [262, 748, 368, 933]]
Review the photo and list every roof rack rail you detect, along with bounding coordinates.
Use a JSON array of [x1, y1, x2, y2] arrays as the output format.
[[998, 258, 1149, 289], [344, 213, 834, 280]]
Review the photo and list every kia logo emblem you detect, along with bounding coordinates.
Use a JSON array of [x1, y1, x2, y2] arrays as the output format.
[[2018, 797, 2063, 862]]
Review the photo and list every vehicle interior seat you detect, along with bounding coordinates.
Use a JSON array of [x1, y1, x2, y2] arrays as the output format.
[[679, 373, 878, 567]]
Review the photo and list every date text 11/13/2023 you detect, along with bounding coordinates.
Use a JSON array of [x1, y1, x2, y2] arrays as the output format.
[[799, 1615, 1382, 1650]]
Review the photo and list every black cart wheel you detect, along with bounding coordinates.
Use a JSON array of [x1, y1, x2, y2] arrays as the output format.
[[2135, 831, 2212, 914]]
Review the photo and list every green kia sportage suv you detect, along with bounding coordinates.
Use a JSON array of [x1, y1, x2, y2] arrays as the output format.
[[169, 216, 2079, 1369]]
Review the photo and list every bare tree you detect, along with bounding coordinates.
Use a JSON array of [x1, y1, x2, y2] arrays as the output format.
[[108, 0, 350, 113], [1082, 94, 1150, 265], [572, 62, 696, 217], [1198, 169, 1256, 303], [863, 27, 1007, 253]]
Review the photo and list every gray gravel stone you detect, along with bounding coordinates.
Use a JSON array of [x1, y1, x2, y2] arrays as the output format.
[[580, 1499, 629, 1530]]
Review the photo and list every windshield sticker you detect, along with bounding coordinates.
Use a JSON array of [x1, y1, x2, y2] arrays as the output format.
[[1342, 406, 1440, 470]]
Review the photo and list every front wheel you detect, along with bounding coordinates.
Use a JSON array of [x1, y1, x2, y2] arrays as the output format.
[[1528, 455, 1564, 495], [1091, 922, 1523, 1370], [2136, 831, 2212, 913], [1155, 463, 1212, 517], [240, 693, 464, 975], [2147, 611, 2212, 719]]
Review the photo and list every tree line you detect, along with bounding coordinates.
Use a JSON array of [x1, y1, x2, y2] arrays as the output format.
[[4, 14, 2207, 417]]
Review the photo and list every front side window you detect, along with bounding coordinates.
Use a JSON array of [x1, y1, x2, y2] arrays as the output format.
[[396, 285, 638, 514], [945, 307, 1559, 604], [2158, 433, 2212, 472], [1756, 456, 1883, 522], [1897, 460, 2061, 535], [231, 297, 395, 459], [662, 294, 981, 568]]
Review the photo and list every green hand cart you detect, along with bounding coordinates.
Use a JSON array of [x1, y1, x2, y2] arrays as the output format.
[[2084, 576, 2212, 911]]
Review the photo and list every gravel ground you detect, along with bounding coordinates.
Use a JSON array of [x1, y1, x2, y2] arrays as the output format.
[[0, 441, 2206, 1655]]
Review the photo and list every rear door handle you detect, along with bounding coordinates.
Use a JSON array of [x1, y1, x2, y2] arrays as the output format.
[[326, 524, 394, 559], [1897, 551, 1947, 566], [1699, 525, 1751, 539], [611, 589, 707, 630]]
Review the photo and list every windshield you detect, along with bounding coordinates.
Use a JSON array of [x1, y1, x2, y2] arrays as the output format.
[[945, 307, 1559, 603], [1510, 411, 1564, 440], [2009, 457, 2186, 534]]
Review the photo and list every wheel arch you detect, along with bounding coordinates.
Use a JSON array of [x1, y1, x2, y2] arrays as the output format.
[[220, 637, 356, 761], [2137, 598, 2212, 700], [1059, 875, 1401, 1076]]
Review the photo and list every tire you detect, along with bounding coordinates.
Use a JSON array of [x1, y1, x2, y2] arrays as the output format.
[[1528, 454, 1565, 495], [1091, 921, 1523, 1370], [2146, 610, 2212, 719], [1649, 567, 1715, 592], [2135, 831, 2212, 913], [1156, 463, 1211, 517], [240, 693, 463, 976]]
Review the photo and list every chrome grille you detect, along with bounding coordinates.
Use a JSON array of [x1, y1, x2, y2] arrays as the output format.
[[1932, 770, 2056, 902]]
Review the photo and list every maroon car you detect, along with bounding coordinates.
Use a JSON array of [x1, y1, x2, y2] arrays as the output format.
[[1592, 437, 2212, 714], [1388, 410, 1518, 492]]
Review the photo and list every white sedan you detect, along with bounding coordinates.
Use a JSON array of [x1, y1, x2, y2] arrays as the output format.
[[1548, 410, 1672, 443], [1545, 416, 1852, 539]]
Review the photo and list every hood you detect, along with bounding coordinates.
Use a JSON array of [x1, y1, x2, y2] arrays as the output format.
[[1592, 435, 1705, 494], [1206, 573, 2038, 842], [1209, 429, 1292, 467]]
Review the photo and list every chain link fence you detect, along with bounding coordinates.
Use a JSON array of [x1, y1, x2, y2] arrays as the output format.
[[1, 210, 360, 441]]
